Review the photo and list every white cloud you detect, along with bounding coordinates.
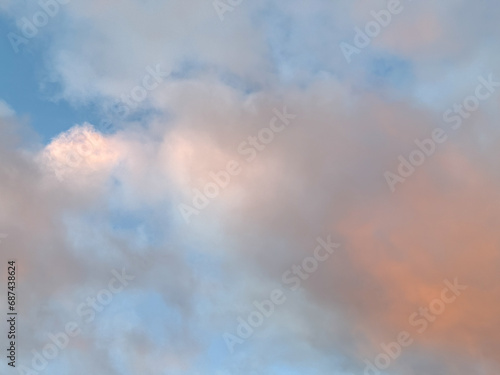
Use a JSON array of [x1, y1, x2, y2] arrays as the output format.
[[0, 100, 14, 118]]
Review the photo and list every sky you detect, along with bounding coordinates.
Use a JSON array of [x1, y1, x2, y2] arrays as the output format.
[[1, 0, 500, 374]]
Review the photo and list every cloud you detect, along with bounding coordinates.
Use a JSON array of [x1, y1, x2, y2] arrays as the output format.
[[0, 100, 14, 118], [2, 0, 500, 374]]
